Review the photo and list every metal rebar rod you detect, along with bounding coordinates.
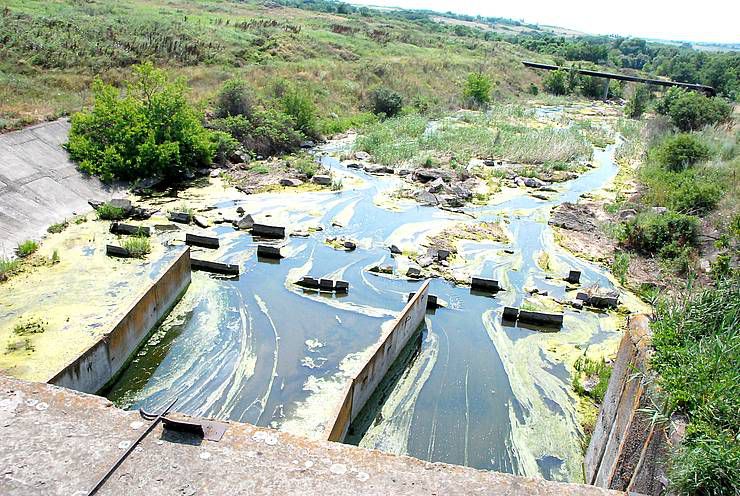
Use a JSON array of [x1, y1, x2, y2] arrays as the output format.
[[86, 397, 178, 496]]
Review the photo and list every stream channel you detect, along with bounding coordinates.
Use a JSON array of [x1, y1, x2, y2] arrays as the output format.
[[107, 109, 626, 482]]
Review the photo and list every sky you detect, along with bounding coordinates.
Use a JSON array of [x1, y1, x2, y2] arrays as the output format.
[[348, 0, 740, 44]]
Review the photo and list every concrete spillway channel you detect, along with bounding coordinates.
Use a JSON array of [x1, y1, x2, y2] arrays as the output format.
[[1, 106, 648, 486]]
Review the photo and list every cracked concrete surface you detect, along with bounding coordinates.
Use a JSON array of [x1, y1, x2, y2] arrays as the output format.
[[0, 119, 122, 257], [0, 375, 622, 495]]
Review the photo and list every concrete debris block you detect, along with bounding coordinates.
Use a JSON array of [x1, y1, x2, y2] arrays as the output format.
[[576, 292, 591, 303], [88, 200, 104, 210], [154, 224, 180, 232], [417, 256, 434, 268], [168, 212, 192, 224], [354, 151, 371, 161], [130, 207, 154, 220], [590, 295, 619, 309], [440, 195, 464, 208], [434, 248, 451, 261], [503, 249, 515, 254], [369, 265, 394, 274], [280, 178, 303, 187], [297, 276, 320, 289], [345, 162, 362, 169], [343, 240, 357, 251], [319, 279, 335, 291], [427, 177, 446, 193], [502, 306, 519, 321], [193, 215, 209, 229], [451, 184, 472, 199], [518, 309, 564, 327], [406, 267, 422, 279], [290, 230, 310, 237], [408, 292, 440, 310], [237, 214, 255, 230], [471, 277, 502, 292], [236, 206, 245, 214], [412, 168, 448, 183], [523, 177, 548, 189], [413, 190, 439, 206], [334, 280, 349, 293], [566, 270, 581, 284], [312, 175, 332, 185], [106, 245, 131, 258], [186, 233, 219, 249], [109, 198, 133, 214], [363, 164, 394, 174], [251, 223, 285, 239], [397, 168, 411, 176], [571, 299, 584, 310], [257, 245, 283, 259], [109, 222, 150, 237], [389, 244, 402, 255], [191, 258, 239, 276]]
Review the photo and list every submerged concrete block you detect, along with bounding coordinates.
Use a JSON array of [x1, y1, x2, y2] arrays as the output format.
[[566, 270, 581, 284], [334, 280, 349, 293], [518, 309, 564, 327], [296, 276, 320, 289], [185, 233, 220, 249], [319, 279, 335, 291], [109, 222, 150, 237], [257, 245, 283, 259], [502, 306, 519, 321], [471, 277, 502, 292], [590, 295, 619, 309], [251, 223, 285, 239], [191, 258, 239, 276], [168, 212, 192, 224], [409, 292, 440, 309]]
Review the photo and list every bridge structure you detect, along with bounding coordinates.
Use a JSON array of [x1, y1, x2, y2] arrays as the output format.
[[523, 61, 716, 98]]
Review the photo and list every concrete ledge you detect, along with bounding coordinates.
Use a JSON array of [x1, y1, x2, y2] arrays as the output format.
[[0, 375, 623, 495], [325, 280, 430, 442], [47, 247, 191, 393]]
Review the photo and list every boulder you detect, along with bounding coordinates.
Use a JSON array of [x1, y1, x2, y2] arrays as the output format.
[[312, 175, 332, 185], [413, 168, 447, 183], [417, 256, 434, 268], [369, 265, 393, 274], [354, 151, 371, 161], [389, 244, 402, 255], [397, 169, 411, 176], [364, 164, 394, 174], [109, 198, 133, 215], [618, 209, 637, 221], [236, 206, 245, 214], [427, 177, 446, 193], [414, 190, 439, 206], [406, 267, 422, 279], [440, 195, 464, 208], [345, 162, 362, 169], [194, 216, 209, 229], [343, 240, 357, 251], [280, 178, 304, 187], [523, 177, 548, 189], [451, 184, 472, 199], [210, 169, 222, 178], [237, 214, 255, 230], [651, 206, 668, 215]]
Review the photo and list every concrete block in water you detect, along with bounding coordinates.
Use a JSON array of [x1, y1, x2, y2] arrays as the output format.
[[319, 279, 335, 291], [408, 292, 440, 309], [576, 292, 591, 303], [566, 270, 581, 284], [257, 245, 283, 259], [502, 306, 519, 321], [109, 222, 150, 237], [169, 212, 192, 224], [251, 223, 285, 239], [590, 295, 619, 309], [191, 258, 239, 276], [471, 277, 502, 292], [406, 267, 422, 279], [185, 233, 220, 249], [105, 245, 131, 258], [518, 309, 564, 327], [334, 280, 349, 293], [297, 276, 320, 289]]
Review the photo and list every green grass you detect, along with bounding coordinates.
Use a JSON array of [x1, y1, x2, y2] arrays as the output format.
[[612, 251, 630, 286], [650, 280, 739, 495], [16, 240, 38, 258], [0, 258, 21, 280], [96, 203, 126, 221], [122, 236, 151, 258], [47, 220, 69, 234], [13, 317, 47, 336], [572, 354, 612, 403]]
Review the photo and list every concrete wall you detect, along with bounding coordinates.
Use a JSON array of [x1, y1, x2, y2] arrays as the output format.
[[584, 314, 676, 495], [48, 247, 191, 394], [326, 280, 429, 442], [0, 119, 123, 256]]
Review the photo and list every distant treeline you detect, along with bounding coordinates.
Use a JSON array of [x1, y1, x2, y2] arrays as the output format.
[[275, 0, 739, 99]]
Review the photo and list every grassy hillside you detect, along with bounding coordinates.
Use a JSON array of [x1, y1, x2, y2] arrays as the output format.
[[0, 0, 545, 131]]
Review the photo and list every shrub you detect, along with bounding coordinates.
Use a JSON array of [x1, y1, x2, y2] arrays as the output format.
[[293, 156, 319, 178], [652, 133, 710, 172], [0, 258, 21, 280], [281, 87, 319, 140], [67, 63, 215, 182], [96, 203, 126, 220], [620, 211, 699, 256], [612, 251, 630, 285], [463, 72, 493, 107], [16, 240, 39, 258], [572, 355, 612, 403], [210, 130, 239, 167], [528, 83, 539, 95], [655, 88, 732, 131], [543, 69, 569, 95], [624, 85, 650, 119], [669, 180, 722, 215], [369, 87, 403, 117], [123, 236, 151, 258], [579, 75, 606, 99], [214, 79, 254, 119], [47, 220, 69, 234], [211, 110, 302, 157]]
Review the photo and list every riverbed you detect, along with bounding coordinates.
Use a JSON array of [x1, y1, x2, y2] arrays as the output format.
[[106, 108, 640, 483]]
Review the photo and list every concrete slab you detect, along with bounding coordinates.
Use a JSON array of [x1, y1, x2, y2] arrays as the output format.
[[0, 375, 623, 496]]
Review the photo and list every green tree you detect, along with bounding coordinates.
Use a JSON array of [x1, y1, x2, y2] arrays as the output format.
[[281, 86, 319, 140], [369, 87, 403, 117], [656, 88, 732, 131], [624, 85, 651, 118], [214, 79, 254, 119], [653, 133, 711, 172], [463, 72, 492, 107], [67, 62, 214, 182], [543, 69, 568, 95]]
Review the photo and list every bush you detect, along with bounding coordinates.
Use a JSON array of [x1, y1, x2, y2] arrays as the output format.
[[47, 220, 69, 234], [281, 86, 319, 140], [16, 240, 39, 258], [463, 72, 493, 107], [67, 62, 215, 182], [528, 83, 539, 95], [650, 280, 740, 495], [369, 87, 403, 117], [211, 110, 302, 157], [0, 258, 21, 280], [292, 155, 319, 178], [655, 88, 732, 131], [123, 236, 151, 258], [624, 85, 650, 119], [211, 130, 239, 166], [543, 69, 569, 95], [620, 211, 699, 256], [579, 75, 606, 99], [96, 203, 126, 220], [669, 180, 722, 215], [214, 79, 254, 119], [652, 133, 710, 172]]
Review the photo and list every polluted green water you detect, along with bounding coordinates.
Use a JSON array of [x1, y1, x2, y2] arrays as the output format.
[[107, 110, 633, 483]]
